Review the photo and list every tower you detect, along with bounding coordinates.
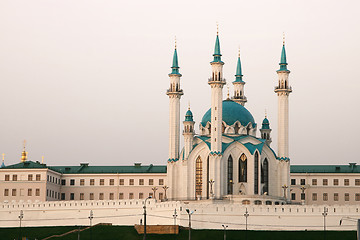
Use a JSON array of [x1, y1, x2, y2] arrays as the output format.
[[260, 114, 272, 146], [274, 36, 292, 201], [183, 106, 195, 160], [166, 42, 183, 162], [21, 140, 27, 163], [232, 49, 247, 106], [208, 28, 226, 198]]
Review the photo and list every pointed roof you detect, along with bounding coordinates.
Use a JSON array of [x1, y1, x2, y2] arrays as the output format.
[[212, 34, 223, 63], [184, 108, 194, 122], [233, 51, 244, 83], [277, 43, 289, 72], [170, 47, 181, 75], [1, 160, 5, 168], [261, 116, 270, 129]]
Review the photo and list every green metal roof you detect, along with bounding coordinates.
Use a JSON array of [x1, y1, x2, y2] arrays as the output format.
[[212, 35, 223, 63], [170, 48, 181, 75], [2, 161, 167, 174], [185, 109, 193, 121], [278, 44, 289, 72], [233, 55, 244, 83], [261, 117, 270, 129], [290, 164, 360, 173]]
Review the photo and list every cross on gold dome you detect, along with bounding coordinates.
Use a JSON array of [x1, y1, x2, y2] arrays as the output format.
[[2, 153, 4, 161]]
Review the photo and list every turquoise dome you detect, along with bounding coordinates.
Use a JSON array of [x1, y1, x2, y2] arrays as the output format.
[[200, 100, 256, 127], [261, 117, 270, 129], [185, 109, 193, 121]]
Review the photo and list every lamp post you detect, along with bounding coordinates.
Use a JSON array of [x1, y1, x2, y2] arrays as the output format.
[[18, 210, 23, 240], [222, 225, 228, 240], [88, 210, 93, 240], [209, 179, 215, 199], [186, 209, 196, 240], [143, 196, 152, 240], [244, 208, 249, 240], [163, 185, 169, 201], [300, 186, 307, 205], [322, 207, 328, 240], [151, 187, 158, 200]]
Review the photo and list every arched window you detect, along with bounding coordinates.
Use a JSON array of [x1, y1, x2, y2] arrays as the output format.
[[206, 156, 209, 199], [218, 72, 221, 80], [254, 152, 259, 194], [227, 156, 233, 194], [263, 158, 269, 194], [195, 157, 202, 197], [239, 154, 247, 182]]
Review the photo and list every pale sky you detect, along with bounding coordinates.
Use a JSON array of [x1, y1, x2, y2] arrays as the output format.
[[0, 0, 359, 166]]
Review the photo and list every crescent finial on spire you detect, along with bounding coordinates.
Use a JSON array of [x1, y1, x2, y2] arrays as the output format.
[[283, 32, 285, 45], [175, 36, 177, 49], [216, 22, 219, 35]]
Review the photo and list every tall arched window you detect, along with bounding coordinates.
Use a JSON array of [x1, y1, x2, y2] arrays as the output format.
[[239, 154, 247, 182], [263, 158, 269, 194], [195, 157, 203, 197], [227, 155, 233, 194], [254, 152, 259, 194]]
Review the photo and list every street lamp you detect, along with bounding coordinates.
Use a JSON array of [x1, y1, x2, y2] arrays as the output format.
[[222, 225, 228, 240], [244, 208, 249, 240], [162, 185, 169, 201], [88, 210, 93, 240], [143, 196, 152, 240], [18, 210, 23, 240], [322, 207, 328, 240], [151, 187, 158, 200], [209, 179, 215, 199], [186, 209, 196, 240]]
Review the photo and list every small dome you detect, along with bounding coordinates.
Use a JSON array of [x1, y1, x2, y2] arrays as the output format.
[[261, 117, 270, 129], [185, 109, 193, 122], [201, 100, 255, 127]]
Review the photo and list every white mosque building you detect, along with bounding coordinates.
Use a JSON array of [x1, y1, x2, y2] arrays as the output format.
[[166, 32, 292, 203]]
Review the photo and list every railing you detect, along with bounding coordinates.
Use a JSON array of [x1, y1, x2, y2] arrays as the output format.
[[274, 86, 292, 91], [208, 78, 226, 83]]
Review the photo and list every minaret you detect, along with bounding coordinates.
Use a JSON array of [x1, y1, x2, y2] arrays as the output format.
[[260, 112, 272, 146], [232, 49, 247, 106], [274, 36, 292, 160], [208, 27, 226, 198], [166, 40, 183, 162], [183, 105, 195, 160], [21, 140, 27, 163]]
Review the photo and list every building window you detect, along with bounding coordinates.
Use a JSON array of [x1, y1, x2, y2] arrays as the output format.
[[139, 193, 144, 199], [355, 179, 360, 186], [139, 179, 144, 185], [159, 179, 164, 185], [61, 193, 65, 200], [70, 193, 75, 200], [254, 152, 259, 194], [227, 155, 233, 194], [61, 179, 66, 186], [80, 193, 84, 200], [334, 193, 339, 201], [47, 175, 49, 182], [70, 179, 75, 186], [159, 192, 164, 200], [119, 179, 124, 185], [28, 174, 33, 181], [90, 193, 94, 200], [13, 175, 17, 181], [5, 175, 10, 181], [109, 193, 114, 200], [238, 154, 247, 183], [312, 179, 317, 185], [36, 189, 40, 196], [90, 179, 95, 185], [119, 193, 124, 199], [344, 179, 349, 186], [333, 179, 339, 186], [36, 174, 41, 181], [345, 193, 350, 201], [4, 189, 9, 196], [312, 193, 317, 201], [301, 193, 305, 200], [12, 189, 16, 196], [323, 193, 328, 201], [262, 159, 269, 194], [100, 179, 105, 185], [195, 156, 203, 196], [149, 179, 154, 185], [80, 179, 85, 186], [129, 193, 134, 199], [129, 179, 134, 185], [110, 179, 114, 185], [99, 193, 104, 200], [28, 189, 32, 196], [323, 179, 328, 186], [300, 179, 305, 185], [356, 193, 360, 201], [291, 193, 296, 200]]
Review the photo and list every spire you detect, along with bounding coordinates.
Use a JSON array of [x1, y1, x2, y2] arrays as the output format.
[[234, 48, 244, 82], [1, 153, 5, 168], [170, 38, 181, 75], [278, 34, 289, 72], [212, 24, 223, 63]]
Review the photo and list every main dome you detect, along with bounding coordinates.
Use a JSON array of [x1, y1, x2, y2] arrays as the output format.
[[200, 100, 256, 127]]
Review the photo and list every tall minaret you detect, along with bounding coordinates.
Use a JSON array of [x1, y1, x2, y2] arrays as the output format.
[[166, 40, 183, 162], [183, 105, 195, 160], [274, 36, 292, 160], [232, 49, 247, 106], [208, 27, 226, 198]]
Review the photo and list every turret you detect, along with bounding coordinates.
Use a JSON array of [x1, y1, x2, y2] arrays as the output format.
[[183, 106, 195, 160], [21, 140, 27, 163], [260, 114, 272, 146], [232, 49, 247, 106]]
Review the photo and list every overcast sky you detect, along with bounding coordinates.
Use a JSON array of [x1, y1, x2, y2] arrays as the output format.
[[0, 0, 359, 166]]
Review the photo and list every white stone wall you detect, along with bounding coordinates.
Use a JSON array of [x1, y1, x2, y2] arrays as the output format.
[[277, 94, 289, 158], [168, 96, 180, 160]]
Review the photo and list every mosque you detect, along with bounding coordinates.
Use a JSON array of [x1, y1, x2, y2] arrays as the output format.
[[166, 31, 292, 203]]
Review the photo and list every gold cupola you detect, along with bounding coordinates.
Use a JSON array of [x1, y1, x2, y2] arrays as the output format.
[[21, 140, 27, 163]]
